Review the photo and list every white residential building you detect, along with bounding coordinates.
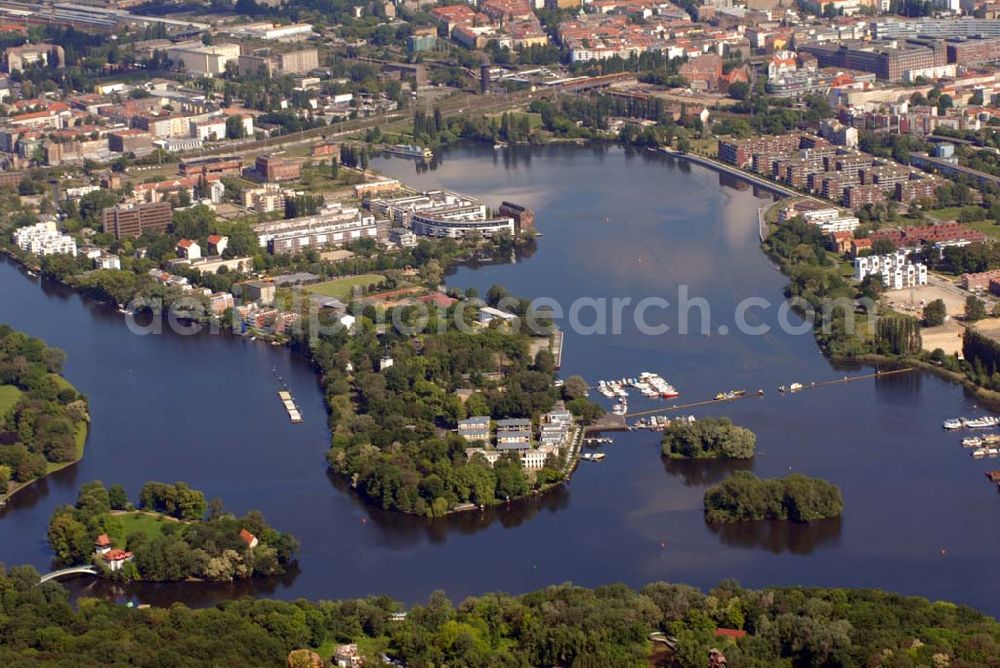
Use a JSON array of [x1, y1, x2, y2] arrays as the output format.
[[166, 42, 241, 77], [190, 118, 228, 142], [244, 183, 293, 214], [253, 203, 377, 254], [854, 253, 928, 289], [779, 204, 839, 225], [97, 253, 121, 270], [519, 449, 548, 470], [816, 216, 860, 234], [12, 222, 77, 256]]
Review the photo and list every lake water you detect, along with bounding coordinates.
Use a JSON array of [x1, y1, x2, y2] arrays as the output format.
[[2, 143, 1000, 613]]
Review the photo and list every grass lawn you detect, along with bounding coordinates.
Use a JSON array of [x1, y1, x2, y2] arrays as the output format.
[[0, 385, 22, 419], [114, 512, 177, 543], [967, 219, 1000, 239], [688, 137, 718, 157], [925, 207, 973, 221], [305, 274, 386, 300], [499, 111, 541, 129]]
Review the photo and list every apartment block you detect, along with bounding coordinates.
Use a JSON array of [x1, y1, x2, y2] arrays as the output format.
[[101, 201, 172, 239]]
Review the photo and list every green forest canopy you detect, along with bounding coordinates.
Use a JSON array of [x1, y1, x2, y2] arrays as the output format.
[[1, 569, 999, 667], [0, 326, 88, 490], [661, 417, 756, 460], [704, 471, 844, 523]]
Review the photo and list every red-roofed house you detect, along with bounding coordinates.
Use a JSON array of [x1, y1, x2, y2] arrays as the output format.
[[715, 628, 747, 639], [829, 231, 854, 254], [207, 234, 228, 256], [431, 5, 476, 35], [95, 534, 112, 555], [679, 53, 723, 91], [176, 239, 201, 260], [720, 65, 751, 94], [419, 292, 458, 308], [240, 528, 259, 548], [851, 237, 873, 257], [103, 549, 134, 572]]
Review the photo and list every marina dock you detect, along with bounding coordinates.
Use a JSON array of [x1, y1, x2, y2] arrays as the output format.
[[278, 390, 302, 423], [552, 329, 564, 370], [586, 367, 914, 433]]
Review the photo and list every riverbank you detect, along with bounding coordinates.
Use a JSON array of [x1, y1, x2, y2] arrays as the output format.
[[1, 421, 87, 507], [840, 351, 1000, 411]]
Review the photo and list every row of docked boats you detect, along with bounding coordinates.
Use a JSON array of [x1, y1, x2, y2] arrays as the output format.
[[596, 372, 679, 400], [942, 416, 1000, 430], [959, 432, 1000, 458], [632, 414, 696, 431]]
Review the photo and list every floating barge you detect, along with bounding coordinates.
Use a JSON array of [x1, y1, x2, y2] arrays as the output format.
[[278, 390, 302, 423]]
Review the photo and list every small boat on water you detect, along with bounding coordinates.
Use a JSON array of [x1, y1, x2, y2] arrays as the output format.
[[962, 437, 984, 448], [967, 416, 1000, 429], [984, 434, 1000, 444], [943, 418, 966, 429], [779, 382, 803, 393], [591, 452, 606, 461], [386, 144, 434, 160], [26, 270, 37, 278], [714, 389, 746, 401]]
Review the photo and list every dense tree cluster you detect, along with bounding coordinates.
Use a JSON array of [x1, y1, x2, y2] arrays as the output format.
[[875, 315, 922, 356], [938, 242, 1000, 275], [962, 328, 1000, 391], [47, 481, 298, 582], [138, 481, 207, 521], [704, 471, 844, 523], [284, 194, 324, 219], [924, 298, 948, 327], [0, 326, 87, 488], [763, 219, 874, 357], [0, 569, 998, 666], [661, 417, 756, 460]]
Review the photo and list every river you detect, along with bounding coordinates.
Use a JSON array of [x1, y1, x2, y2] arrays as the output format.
[[2, 143, 1000, 613]]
